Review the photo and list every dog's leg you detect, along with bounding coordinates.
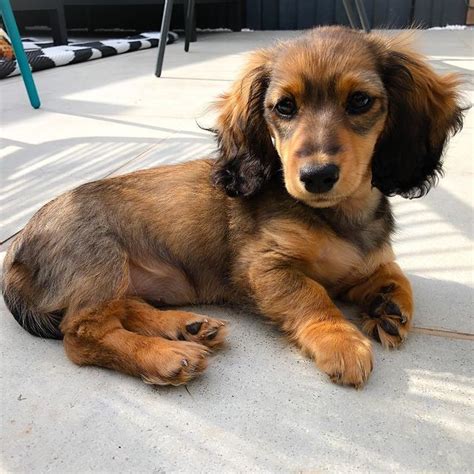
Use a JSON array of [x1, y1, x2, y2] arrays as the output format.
[[246, 262, 373, 388], [60, 299, 213, 385], [119, 299, 228, 350], [343, 262, 413, 348]]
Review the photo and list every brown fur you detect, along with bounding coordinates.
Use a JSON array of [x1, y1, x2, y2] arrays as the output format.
[[2, 27, 464, 388]]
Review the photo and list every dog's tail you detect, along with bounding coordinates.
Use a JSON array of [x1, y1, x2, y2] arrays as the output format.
[[2, 246, 64, 339], [2, 289, 64, 339]]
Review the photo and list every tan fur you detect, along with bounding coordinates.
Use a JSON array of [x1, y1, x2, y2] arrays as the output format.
[[2, 27, 464, 388], [62, 299, 226, 385]]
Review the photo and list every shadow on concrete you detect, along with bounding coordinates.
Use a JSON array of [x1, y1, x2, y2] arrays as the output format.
[[0, 133, 214, 243], [1, 283, 472, 471]]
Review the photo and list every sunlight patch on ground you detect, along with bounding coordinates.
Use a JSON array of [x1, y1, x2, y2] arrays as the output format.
[[0, 145, 21, 160], [407, 369, 474, 439]]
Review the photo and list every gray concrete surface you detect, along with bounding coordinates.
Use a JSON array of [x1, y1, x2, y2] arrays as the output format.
[[1, 29, 473, 472]]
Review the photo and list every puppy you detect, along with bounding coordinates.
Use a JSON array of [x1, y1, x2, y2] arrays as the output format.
[[2, 27, 464, 388]]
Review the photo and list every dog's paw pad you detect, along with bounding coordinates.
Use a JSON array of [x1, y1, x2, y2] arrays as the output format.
[[181, 316, 228, 349], [363, 314, 406, 349], [378, 317, 400, 337], [186, 321, 203, 335], [362, 287, 412, 348], [368, 291, 408, 325]]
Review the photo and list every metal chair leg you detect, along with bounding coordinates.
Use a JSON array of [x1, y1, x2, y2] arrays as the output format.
[[354, 0, 371, 33], [184, 0, 195, 52], [0, 0, 40, 108], [155, 0, 174, 77], [342, 0, 358, 29], [49, 1, 68, 46], [190, 13, 196, 42]]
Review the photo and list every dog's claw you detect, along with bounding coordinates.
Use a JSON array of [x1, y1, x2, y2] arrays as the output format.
[[372, 326, 381, 343], [206, 329, 218, 340]]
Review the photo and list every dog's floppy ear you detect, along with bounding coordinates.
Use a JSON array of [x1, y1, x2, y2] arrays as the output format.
[[211, 48, 278, 197], [370, 34, 465, 198]]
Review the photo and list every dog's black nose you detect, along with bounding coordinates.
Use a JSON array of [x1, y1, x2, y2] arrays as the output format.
[[300, 164, 340, 194]]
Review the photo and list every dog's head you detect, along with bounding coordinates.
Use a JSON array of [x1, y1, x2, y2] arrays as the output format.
[[212, 27, 464, 206]]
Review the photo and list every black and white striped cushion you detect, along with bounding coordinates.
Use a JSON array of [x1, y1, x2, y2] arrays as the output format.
[[0, 31, 178, 79]]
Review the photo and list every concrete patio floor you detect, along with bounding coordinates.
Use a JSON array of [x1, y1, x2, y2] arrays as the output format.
[[1, 29, 473, 472]]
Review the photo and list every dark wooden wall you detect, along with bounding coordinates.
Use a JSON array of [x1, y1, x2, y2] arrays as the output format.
[[246, 0, 468, 30], [12, 0, 469, 34]]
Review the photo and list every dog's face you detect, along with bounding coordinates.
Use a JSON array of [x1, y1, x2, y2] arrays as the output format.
[[263, 34, 388, 207], [212, 27, 464, 205]]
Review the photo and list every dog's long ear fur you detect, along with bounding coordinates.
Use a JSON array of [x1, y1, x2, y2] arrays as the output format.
[[370, 34, 465, 198], [211, 49, 279, 197]]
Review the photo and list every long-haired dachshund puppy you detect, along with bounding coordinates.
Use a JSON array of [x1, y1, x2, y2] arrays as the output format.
[[2, 27, 464, 388]]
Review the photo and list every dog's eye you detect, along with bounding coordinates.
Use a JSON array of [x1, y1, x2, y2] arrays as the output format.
[[346, 92, 373, 114], [275, 98, 297, 118]]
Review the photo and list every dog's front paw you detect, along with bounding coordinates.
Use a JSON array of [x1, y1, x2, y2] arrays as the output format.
[[362, 284, 411, 348], [302, 321, 373, 389]]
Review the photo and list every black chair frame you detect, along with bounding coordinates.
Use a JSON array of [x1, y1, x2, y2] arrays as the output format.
[[155, 0, 369, 77]]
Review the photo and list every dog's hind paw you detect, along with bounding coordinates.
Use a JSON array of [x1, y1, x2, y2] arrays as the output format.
[[177, 315, 229, 350], [140, 340, 210, 386]]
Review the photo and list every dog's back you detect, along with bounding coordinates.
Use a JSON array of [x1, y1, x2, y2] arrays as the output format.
[[2, 159, 230, 339]]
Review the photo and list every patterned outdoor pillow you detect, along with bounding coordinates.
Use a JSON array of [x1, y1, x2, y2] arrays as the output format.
[[0, 31, 178, 79]]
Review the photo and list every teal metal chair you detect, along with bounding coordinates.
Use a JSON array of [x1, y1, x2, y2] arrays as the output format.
[[0, 0, 40, 108]]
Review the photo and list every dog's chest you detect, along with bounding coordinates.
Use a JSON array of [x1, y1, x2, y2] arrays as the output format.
[[308, 234, 364, 287], [305, 219, 392, 290]]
